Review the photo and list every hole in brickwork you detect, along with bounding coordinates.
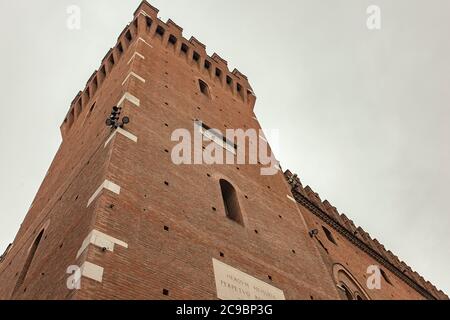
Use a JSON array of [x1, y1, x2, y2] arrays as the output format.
[[164, 226, 169, 231], [109, 204, 115, 209], [279, 215, 283, 219], [212, 207, 217, 212], [163, 289, 169, 296], [268, 275, 272, 281], [164, 149, 169, 153], [164, 181, 169, 186], [245, 195, 249, 200], [310, 296, 314, 300], [292, 249, 296, 254], [207, 173, 211, 178], [254, 230, 259, 234], [220, 252, 225, 257], [75, 195, 79, 201], [164, 102, 169, 106], [164, 123, 169, 127], [59, 243, 63, 249]]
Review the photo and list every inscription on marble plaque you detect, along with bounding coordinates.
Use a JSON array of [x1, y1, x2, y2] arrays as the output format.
[[212, 259, 285, 300]]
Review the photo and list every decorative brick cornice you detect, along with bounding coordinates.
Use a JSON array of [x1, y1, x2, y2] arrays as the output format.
[[285, 171, 440, 300]]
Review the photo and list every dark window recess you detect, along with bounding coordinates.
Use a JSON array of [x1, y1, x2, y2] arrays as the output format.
[[146, 17, 153, 28], [100, 65, 106, 77], [13, 230, 44, 295], [168, 35, 177, 45], [215, 68, 222, 78], [156, 25, 165, 37], [125, 30, 132, 42], [204, 60, 211, 70], [163, 289, 169, 296], [220, 179, 244, 226], [226, 76, 233, 85], [117, 42, 124, 54], [322, 226, 337, 245], [198, 79, 210, 97], [109, 54, 115, 66], [181, 43, 189, 55], [193, 51, 200, 62], [199, 122, 237, 151]]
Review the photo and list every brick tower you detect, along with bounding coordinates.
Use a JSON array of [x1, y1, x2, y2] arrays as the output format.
[[0, 1, 446, 300]]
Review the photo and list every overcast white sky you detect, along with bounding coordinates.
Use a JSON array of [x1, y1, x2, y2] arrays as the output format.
[[0, 0, 449, 296]]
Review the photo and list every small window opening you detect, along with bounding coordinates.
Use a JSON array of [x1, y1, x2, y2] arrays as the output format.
[[125, 30, 132, 42], [322, 226, 337, 245], [100, 65, 106, 77], [215, 68, 222, 79], [181, 43, 189, 55], [226, 75, 233, 86], [168, 34, 177, 46], [108, 54, 115, 66], [204, 60, 211, 70], [117, 42, 124, 54], [198, 79, 210, 97], [156, 25, 165, 38], [193, 51, 200, 63], [220, 180, 243, 226]]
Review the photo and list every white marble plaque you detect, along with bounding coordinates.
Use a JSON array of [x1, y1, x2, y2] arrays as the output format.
[[212, 259, 285, 300]]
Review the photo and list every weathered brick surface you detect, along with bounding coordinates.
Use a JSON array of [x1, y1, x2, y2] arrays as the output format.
[[0, 1, 446, 301]]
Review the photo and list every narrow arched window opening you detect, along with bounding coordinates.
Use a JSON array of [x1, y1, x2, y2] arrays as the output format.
[[220, 179, 243, 226], [13, 229, 44, 295]]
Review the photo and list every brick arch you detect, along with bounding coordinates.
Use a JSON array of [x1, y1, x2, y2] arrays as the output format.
[[333, 264, 370, 300]]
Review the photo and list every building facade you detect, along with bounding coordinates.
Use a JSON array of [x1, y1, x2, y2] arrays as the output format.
[[0, 1, 447, 300]]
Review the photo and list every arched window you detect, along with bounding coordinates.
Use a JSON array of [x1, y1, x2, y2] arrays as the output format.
[[198, 79, 211, 98], [13, 229, 44, 294], [333, 264, 371, 301], [322, 226, 337, 245], [341, 284, 354, 300], [219, 179, 243, 225]]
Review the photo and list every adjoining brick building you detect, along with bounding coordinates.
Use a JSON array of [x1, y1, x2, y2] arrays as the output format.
[[0, 1, 447, 300]]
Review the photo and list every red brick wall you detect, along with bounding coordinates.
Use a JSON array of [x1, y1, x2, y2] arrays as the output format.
[[0, 1, 445, 301]]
